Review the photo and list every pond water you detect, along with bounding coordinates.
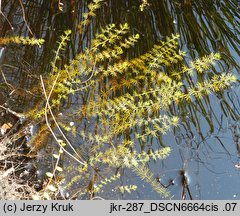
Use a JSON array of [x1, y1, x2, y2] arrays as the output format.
[[0, 0, 239, 200]]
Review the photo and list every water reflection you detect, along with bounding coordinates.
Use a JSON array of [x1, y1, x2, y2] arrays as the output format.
[[0, 0, 239, 199]]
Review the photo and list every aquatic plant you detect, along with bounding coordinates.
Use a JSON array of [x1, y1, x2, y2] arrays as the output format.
[[36, 11, 236, 199], [1, 0, 237, 200], [0, 36, 44, 46], [140, 0, 150, 11], [0, 0, 238, 201]]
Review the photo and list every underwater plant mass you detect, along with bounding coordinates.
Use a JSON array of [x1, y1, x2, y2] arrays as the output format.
[[0, 0, 239, 200]]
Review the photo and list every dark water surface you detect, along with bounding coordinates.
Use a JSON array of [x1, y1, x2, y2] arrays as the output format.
[[0, 0, 239, 199]]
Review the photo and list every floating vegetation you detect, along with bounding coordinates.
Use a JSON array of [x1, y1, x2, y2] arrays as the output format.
[[33, 2, 236, 199], [0, 0, 238, 200], [0, 36, 44, 46]]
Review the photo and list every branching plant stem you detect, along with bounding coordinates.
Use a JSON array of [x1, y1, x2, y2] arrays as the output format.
[[40, 75, 86, 166]]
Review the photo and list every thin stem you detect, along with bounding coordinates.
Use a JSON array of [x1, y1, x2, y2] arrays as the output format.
[[40, 75, 86, 166]]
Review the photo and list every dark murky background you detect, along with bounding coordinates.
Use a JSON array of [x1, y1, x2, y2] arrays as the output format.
[[0, 0, 239, 199]]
